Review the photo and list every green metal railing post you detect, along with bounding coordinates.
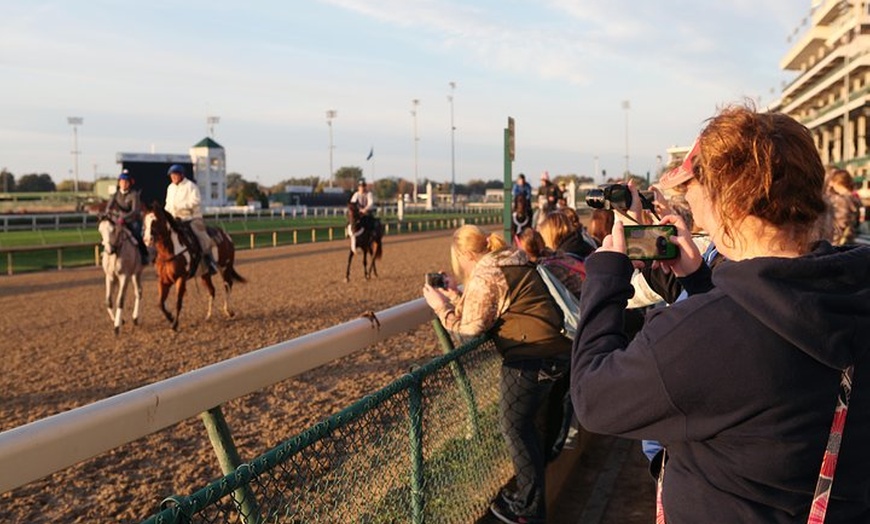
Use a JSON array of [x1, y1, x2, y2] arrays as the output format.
[[200, 407, 261, 524], [408, 378, 425, 524], [431, 319, 481, 438], [503, 121, 513, 242]]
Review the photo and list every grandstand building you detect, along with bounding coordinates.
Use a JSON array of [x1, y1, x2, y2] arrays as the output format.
[[773, 0, 870, 178]]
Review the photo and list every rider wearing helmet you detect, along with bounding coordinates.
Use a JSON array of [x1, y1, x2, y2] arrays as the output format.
[[107, 170, 149, 264], [348, 178, 376, 253], [164, 164, 217, 275]]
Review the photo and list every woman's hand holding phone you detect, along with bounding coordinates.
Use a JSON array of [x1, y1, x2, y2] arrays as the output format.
[[654, 215, 703, 277]]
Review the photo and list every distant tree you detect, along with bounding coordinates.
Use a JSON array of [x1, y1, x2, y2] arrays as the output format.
[[16, 173, 55, 192], [373, 178, 398, 201], [465, 179, 487, 196], [271, 177, 320, 193], [396, 178, 415, 198], [235, 180, 268, 207], [334, 166, 363, 191], [226, 172, 245, 198], [56, 180, 94, 192], [0, 169, 14, 192], [484, 179, 504, 190]]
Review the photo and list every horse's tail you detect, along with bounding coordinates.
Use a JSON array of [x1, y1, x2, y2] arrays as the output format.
[[226, 264, 247, 284], [373, 224, 384, 261]]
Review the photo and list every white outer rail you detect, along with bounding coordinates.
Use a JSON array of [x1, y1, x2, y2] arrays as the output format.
[[0, 298, 434, 494]]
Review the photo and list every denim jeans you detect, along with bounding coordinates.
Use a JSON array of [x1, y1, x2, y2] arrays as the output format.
[[498, 358, 570, 519]]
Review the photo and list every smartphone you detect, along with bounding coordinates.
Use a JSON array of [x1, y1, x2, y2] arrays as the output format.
[[623, 225, 678, 260], [425, 272, 447, 288]]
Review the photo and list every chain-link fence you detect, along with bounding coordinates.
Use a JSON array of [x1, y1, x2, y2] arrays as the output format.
[[140, 334, 508, 524]]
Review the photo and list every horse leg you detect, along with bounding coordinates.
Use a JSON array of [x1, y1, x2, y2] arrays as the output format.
[[131, 270, 143, 326], [105, 272, 116, 322], [172, 279, 185, 331], [113, 274, 129, 336], [345, 250, 354, 283], [157, 282, 173, 324], [202, 275, 216, 320], [220, 269, 234, 318], [362, 250, 369, 280]]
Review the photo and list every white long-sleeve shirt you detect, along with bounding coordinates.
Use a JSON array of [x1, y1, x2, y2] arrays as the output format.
[[165, 177, 202, 220], [350, 190, 375, 213]]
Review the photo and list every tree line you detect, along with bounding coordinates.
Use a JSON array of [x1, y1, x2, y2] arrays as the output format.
[[1, 166, 603, 202]]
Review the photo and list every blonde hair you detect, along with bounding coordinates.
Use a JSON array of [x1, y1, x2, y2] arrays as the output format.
[[538, 212, 575, 250], [449, 225, 508, 279]]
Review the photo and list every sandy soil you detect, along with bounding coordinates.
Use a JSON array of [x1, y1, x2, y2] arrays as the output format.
[[0, 229, 458, 523]]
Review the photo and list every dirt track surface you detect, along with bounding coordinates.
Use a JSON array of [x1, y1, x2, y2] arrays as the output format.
[[0, 230, 457, 523]]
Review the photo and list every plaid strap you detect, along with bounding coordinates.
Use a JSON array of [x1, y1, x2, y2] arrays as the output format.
[[655, 449, 667, 523], [807, 365, 854, 524]]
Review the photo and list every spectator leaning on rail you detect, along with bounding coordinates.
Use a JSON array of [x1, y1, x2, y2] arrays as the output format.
[[570, 103, 870, 523], [164, 164, 217, 275], [107, 170, 149, 265], [422, 225, 570, 524]]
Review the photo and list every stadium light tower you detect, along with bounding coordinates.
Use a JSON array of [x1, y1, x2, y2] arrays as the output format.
[[622, 100, 630, 178], [326, 109, 337, 186], [448, 81, 457, 206], [411, 99, 420, 202], [67, 117, 83, 193]]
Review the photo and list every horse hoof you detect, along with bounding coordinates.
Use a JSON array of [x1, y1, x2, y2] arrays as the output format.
[[133, 318, 139, 326], [113, 327, 120, 336]]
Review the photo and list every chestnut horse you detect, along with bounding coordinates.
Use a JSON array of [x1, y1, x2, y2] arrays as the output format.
[[345, 202, 383, 282], [143, 207, 246, 330], [98, 216, 144, 335]]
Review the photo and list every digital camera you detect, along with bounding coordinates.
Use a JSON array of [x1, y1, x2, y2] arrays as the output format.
[[585, 184, 654, 212], [425, 272, 447, 288]]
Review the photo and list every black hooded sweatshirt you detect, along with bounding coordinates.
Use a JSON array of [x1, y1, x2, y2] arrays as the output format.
[[571, 242, 870, 523]]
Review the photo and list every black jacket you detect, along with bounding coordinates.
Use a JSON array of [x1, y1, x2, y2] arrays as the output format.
[[571, 242, 870, 523]]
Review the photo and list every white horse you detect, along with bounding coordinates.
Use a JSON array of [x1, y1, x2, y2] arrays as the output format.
[[98, 218, 144, 335]]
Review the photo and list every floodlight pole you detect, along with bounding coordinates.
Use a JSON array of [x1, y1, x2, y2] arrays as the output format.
[[326, 110, 337, 187], [67, 117, 83, 193], [412, 99, 420, 203], [448, 82, 456, 206]]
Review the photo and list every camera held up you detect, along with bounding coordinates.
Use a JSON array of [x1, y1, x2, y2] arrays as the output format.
[[585, 183, 655, 213]]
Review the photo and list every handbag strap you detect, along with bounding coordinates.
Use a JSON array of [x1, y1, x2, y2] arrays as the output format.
[[807, 365, 854, 524], [656, 365, 854, 524]]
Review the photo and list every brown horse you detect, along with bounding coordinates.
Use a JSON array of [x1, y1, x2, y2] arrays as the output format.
[[345, 202, 383, 282], [143, 206, 246, 330], [511, 192, 533, 244]]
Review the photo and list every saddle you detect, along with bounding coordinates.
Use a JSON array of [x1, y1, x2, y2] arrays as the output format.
[[173, 221, 206, 277]]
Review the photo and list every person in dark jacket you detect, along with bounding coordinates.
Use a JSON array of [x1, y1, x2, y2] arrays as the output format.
[[423, 225, 569, 524], [571, 104, 870, 523], [106, 171, 149, 264]]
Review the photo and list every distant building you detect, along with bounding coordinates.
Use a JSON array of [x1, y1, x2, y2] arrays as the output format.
[[116, 137, 227, 208], [773, 0, 870, 177]]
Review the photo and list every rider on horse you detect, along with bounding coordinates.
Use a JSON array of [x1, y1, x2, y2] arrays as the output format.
[[164, 164, 217, 276], [107, 170, 149, 265], [348, 178, 377, 253]]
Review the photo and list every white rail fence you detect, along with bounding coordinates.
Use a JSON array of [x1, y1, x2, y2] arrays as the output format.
[[0, 298, 434, 494]]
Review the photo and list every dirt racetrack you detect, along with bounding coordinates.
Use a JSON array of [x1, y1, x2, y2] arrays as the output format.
[[0, 228, 461, 523]]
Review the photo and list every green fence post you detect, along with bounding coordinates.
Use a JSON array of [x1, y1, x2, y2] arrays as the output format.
[[431, 319, 481, 438], [200, 407, 261, 524], [409, 378, 425, 524]]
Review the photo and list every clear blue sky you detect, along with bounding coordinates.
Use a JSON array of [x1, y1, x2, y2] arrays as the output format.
[[1, 1, 813, 187]]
